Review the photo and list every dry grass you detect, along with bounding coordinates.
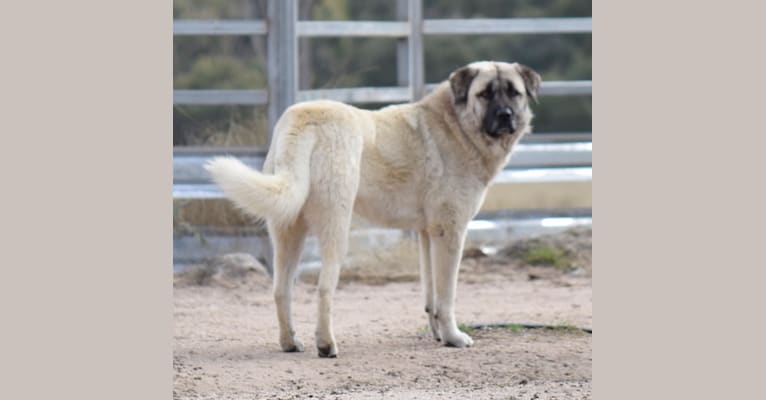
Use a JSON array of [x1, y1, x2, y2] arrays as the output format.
[[174, 200, 407, 232], [174, 253, 271, 289], [176, 227, 592, 289], [174, 199, 264, 233], [494, 226, 592, 274], [183, 111, 270, 148]]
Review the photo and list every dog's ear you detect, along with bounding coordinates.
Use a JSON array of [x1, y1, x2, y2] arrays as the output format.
[[517, 64, 542, 103], [449, 66, 478, 104]]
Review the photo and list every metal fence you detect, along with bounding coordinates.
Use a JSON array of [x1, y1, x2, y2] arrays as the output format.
[[172, 0, 592, 200]]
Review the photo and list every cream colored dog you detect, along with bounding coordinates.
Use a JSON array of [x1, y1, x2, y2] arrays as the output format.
[[205, 61, 541, 358]]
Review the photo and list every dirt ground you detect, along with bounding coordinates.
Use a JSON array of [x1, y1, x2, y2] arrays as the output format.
[[174, 228, 592, 399]]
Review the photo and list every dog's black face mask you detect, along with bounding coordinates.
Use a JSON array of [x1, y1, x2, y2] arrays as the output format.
[[478, 80, 525, 137], [449, 63, 541, 139]]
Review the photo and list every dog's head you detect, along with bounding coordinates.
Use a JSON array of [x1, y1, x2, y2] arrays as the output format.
[[449, 61, 541, 139]]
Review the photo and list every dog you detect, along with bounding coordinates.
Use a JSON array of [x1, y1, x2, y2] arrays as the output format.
[[205, 61, 541, 358]]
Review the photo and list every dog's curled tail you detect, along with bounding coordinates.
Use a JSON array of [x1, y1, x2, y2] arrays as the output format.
[[204, 132, 315, 226]]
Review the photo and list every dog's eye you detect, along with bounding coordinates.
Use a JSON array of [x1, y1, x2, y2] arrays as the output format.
[[477, 90, 492, 100], [507, 84, 519, 97]]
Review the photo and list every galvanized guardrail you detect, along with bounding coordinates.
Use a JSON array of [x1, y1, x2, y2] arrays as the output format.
[[173, 142, 592, 184], [174, 18, 591, 37], [173, 0, 592, 202], [173, 167, 592, 200], [172, 80, 591, 106], [173, 0, 592, 127]]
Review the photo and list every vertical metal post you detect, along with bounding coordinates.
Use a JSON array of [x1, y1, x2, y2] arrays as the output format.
[[395, 0, 409, 87], [408, 0, 425, 101], [267, 0, 298, 138], [264, 0, 298, 274]]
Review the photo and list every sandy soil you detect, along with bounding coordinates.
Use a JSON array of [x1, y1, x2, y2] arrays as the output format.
[[174, 263, 592, 399]]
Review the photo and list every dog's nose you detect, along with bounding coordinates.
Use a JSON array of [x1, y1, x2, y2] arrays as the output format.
[[497, 108, 513, 121]]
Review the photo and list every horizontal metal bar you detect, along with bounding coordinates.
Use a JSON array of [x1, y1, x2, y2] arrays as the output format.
[[524, 132, 592, 143], [173, 184, 224, 199], [173, 167, 592, 199], [173, 18, 590, 37], [173, 142, 592, 184], [298, 87, 410, 103], [173, 146, 269, 155], [171, 132, 592, 155], [174, 155, 265, 184], [173, 20, 268, 36], [423, 17, 592, 35], [424, 80, 591, 97], [172, 82, 590, 106], [297, 21, 409, 37], [298, 81, 591, 104], [173, 89, 268, 105], [538, 80, 592, 96], [493, 167, 592, 184], [511, 142, 592, 168]]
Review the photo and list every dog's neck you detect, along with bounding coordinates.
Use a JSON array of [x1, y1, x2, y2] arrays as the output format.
[[418, 82, 524, 183]]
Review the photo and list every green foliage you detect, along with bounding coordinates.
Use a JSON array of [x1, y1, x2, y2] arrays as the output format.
[[550, 324, 581, 333], [176, 56, 267, 90], [313, 0, 351, 20], [458, 323, 476, 335], [503, 323, 583, 333], [424, 0, 591, 19], [174, 0, 266, 19], [524, 245, 572, 269]]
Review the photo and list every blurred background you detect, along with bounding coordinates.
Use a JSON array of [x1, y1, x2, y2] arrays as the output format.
[[173, 0, 591, 147]]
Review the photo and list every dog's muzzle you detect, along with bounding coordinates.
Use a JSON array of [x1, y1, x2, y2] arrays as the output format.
[[497, 108, 516, 131], [488, 107, 516, 136]]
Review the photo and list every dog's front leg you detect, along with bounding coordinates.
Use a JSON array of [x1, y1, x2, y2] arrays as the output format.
[[418, 230, 440, 341], [429, 225, 474, 348]]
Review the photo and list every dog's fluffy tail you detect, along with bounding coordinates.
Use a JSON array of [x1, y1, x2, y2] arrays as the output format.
[[204, 132, 316, 226]]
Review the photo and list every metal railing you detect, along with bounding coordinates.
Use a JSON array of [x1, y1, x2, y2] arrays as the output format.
[[173, 0, 592, 130], [172, 0, 592, 201]]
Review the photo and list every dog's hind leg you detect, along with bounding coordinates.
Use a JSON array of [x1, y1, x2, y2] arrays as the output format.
[[270, 217, 308, 352], [306, 149, 359, 358], [302, 124, 363, 358], [311, 207, 353, 358]]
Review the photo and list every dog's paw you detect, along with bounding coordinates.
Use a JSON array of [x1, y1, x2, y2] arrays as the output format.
[[316, 336, 338, 358], [442, 330, 474, 348], [280, 337, 304, 353], [317, 343, 338, 358]]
